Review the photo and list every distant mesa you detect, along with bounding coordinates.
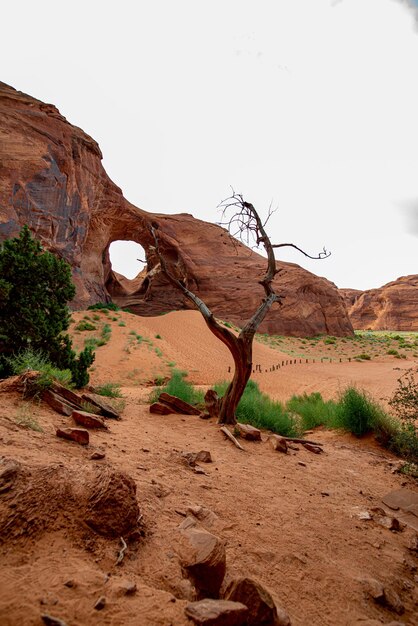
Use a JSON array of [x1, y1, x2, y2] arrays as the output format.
[[0, 81, 352, 336], [340, 275, 418, 331]]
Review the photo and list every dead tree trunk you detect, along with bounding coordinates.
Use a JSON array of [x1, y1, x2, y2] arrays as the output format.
[[149, 192, 329, 425]]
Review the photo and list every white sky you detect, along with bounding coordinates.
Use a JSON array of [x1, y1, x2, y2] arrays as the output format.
[[1, 0, 417, 289]]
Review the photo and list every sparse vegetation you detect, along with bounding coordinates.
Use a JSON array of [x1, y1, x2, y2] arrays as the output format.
[[150, 369, 204, 405], [14, 403, 43, 432], [75, 320, 96, 332], [95, 382, 123, 398], [87, 302, 120, 311], [8, 348, 73, 391]]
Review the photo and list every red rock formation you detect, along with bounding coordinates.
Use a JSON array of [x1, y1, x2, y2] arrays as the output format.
[[340, 275, 418, 331], [0, 82, 353, 336]]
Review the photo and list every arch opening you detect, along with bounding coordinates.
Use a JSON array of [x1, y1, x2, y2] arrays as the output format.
[[109, 240, 146, 280]]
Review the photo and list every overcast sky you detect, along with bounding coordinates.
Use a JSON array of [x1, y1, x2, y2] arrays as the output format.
[[1, 0, 417, 289]]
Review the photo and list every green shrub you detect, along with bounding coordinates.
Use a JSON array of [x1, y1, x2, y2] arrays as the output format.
[[75, 321, 96, 331], [95, 382, 123, 398], [150, 370, 204, 405], [354, 353, 372, 361], [334, 387, 386, 437], [87, 302, 120, 311], [286, 392, 337, 430], [213, 379, 299, 437], [389, 368, 418, 462], [8, 348, 73, 391], [387, 349, 399, 356], [118, 321, 126, 327]]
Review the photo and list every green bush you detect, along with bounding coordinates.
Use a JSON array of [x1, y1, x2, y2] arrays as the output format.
[[75, 321, 96, 331], [87, 302, 120, 311], [0, 226, 94, 387], [286, 392, 337, 430], [150, 370, 204, 405], [354, 353, 372, 361], [214, 379, 299, 437], [334, 387, 385, 437], [389, 368, 418, 462], [8, 348, 73, 391]]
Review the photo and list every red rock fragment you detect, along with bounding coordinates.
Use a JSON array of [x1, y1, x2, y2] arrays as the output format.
[[236, 423, 261, 441], [150, 402, 173, 415], [72, 410, 108, 429], [185, 599, 248, 626], [56, 427, 89, 445]]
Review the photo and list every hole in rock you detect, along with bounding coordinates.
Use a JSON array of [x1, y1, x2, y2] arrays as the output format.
[[109, 241, 146, 280]]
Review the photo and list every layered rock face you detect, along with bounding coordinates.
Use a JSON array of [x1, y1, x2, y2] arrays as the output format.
[[340, 275, 418, 331], [0, 82, 353, 336]]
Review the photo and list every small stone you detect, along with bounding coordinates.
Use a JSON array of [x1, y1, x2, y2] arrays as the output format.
[[362, 578, 404, 614], [357, 511, 372, 521], [321, 491, 330, 497], [235, 423, 261, 441], [196, 450, 213, 463], [72, 410, 108, 430], [41, 615, 68, 626], [94, 595, 106, 610], [90, 451, 106, 460], [178, 516, 198, 530], [303, 443, 323, 454], [178, 528, 226, 598], [298, 462, 306, 467], [118, 580, 137, 596], [223, 577, 291, 626], [408, 533, 418, 552], [185, 599, 248, 626], [194, 467, 207, 475], [269, 435, 288, 454], [56, 427, 89, 445], [150, 402, 173, 415], [63, 579, 75, 588]]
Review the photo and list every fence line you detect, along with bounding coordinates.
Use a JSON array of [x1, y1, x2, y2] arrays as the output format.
[[227, 356, 352, 374]]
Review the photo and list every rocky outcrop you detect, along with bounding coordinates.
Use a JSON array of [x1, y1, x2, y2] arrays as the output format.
[[340, 275, 418, 331], [0, 82, 353, 336]]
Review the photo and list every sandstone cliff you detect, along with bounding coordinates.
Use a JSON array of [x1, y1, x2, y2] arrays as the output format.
[[0, 82, 353, 336], [340, 275, 418, 331]]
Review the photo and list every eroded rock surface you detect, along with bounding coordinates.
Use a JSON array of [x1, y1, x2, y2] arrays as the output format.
[[340, 275, 418, 331], [0, 81, 352, 336]]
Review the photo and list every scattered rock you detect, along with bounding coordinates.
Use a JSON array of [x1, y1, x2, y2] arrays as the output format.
[[0, 458, 20, 493], [235, 423, 261, 441], [178, 516, 198, 530], [41, 389, 74, 416], [150, 402, 173, 415], [223, 577, 291, 626], [297, 462, 306, 468], [302, 443, 323, 454], [357, 511, 373, 521], [408, 533, 418, 552], [182, 451, 213, 467], [185, 599, 248, 626], [63, 579, 75, 588], [194, 467, 207, 475], [41, 615, 68, 626], [269, 435, 288, 454], [56, 427, 89, 446], [72, 410, 109, 430], [158, 392, 201, 415], [85, 468, 140, 537], [362, 578, 404, 614], [50, 383, 84, 409], [178, 528, 226, 598], [117, 580, 137, 596], [82, 392, 120, 419], [94, 595, 106, 610], [90, 451, 106, 460]]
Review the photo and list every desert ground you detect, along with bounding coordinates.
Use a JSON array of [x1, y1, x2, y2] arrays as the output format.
[[0, 309, 417, 626]]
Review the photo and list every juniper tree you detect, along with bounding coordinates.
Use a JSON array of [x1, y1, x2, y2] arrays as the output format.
[[0, 225, 94, 387]]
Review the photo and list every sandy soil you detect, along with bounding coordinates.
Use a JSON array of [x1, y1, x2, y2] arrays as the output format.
[[0, 310, 417, 626]]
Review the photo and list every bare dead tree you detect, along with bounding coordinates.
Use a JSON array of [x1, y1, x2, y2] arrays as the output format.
[[149, 191, 329, 425]]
